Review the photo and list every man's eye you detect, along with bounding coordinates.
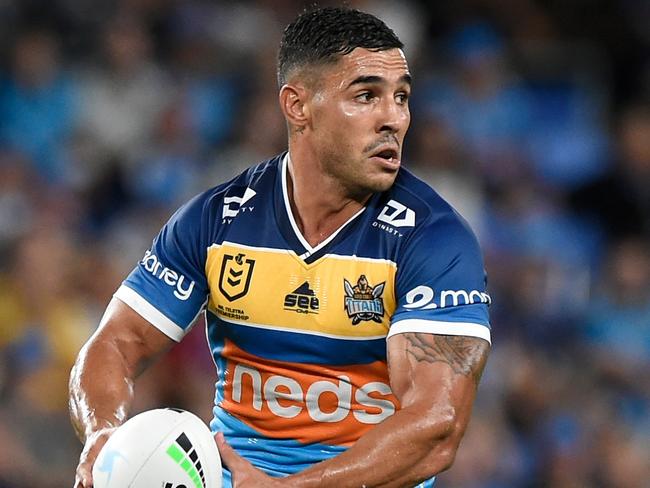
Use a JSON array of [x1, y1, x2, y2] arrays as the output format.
[[356, 92, 374, 102], [396, 92, 409, 104]]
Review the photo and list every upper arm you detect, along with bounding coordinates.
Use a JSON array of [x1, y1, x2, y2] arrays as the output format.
[[386, 212, 491, 440], [86, 297, 176, 377], [387, 332, 490, 443], [388, 332, 489, 404]]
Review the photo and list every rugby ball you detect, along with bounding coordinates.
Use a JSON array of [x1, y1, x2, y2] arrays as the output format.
[[93, 408, 222, 488]]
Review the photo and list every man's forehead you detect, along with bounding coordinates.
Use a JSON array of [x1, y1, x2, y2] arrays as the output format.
[[334, 47, 410, 82]]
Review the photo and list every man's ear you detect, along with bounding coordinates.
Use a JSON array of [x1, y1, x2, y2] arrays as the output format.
[[279, 83, 310, 132]]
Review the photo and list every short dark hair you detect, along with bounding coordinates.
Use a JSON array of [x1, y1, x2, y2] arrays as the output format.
[[277, 7, 403, 87]]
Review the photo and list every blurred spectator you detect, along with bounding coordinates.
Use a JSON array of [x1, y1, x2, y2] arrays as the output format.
[[207, 76, 287, 183], [405, 116, 485, 235], [438, 410, 530, 486], [0, 224, 97, 486], [582, 238, 650, 396], [420, 22, 533, 187], [351, 0, 426, 61], [0, 152, 37, 253], [0, 28, 77, 183], [521, 40, 610, 190], [591, 426, 650, 488], [165, 1, 242, 151], [481, 180, 595, 346], [570, 102, 650, 242], [76, 13, 171, 165], [525, 78, 610, 190], [126, 97, 203, 208]]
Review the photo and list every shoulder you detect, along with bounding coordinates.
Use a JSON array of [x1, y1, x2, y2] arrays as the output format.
[[386, 171, 488, 301], [180, 155, 282, 217], [385, 167, 480, 250], [165, 154, 283, 236]]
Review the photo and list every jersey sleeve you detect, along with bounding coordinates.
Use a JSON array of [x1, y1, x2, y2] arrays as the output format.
[[114, 193, 211, 341], [390, 213, 491, 343]]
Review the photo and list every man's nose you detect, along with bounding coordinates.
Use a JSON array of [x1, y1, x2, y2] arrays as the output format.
[[377, 98, 408, 134]]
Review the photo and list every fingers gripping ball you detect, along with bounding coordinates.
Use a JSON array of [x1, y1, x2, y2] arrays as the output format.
[[93, 408, 222, 488]]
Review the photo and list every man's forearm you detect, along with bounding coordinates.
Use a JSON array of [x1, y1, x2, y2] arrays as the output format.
[[71, 300, 175, 487], [69, 335, 135, 442], [285, 401, 466, 488], [280, 333, 488, 488]]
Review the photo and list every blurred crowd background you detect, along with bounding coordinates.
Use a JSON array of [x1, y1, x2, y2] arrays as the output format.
[[0, 0, 648, 486]]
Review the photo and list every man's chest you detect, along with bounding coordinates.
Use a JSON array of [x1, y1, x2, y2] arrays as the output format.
[[204, 242, 397, 339]]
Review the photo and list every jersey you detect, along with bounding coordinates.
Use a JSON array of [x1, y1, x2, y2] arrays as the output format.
[[115, 153, 491, 487]]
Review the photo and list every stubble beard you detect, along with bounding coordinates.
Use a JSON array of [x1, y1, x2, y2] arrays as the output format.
[[322, 151, 396, 202]]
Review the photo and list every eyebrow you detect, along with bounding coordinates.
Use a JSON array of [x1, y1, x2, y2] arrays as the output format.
[[348, 73, 412, 88]]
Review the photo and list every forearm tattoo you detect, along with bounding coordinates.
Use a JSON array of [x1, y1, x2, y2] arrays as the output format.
[[404, 334, 490, 386]]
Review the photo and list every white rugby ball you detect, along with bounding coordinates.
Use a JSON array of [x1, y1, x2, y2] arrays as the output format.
[[93, 408, 222, 488]]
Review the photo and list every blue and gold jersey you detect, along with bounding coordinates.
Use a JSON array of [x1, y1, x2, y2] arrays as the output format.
[[115, 153, 491, 485]]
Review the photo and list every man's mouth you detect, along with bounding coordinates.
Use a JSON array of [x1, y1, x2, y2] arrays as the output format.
[[373, 148, 398, 160], [370, 146, 400, 169]]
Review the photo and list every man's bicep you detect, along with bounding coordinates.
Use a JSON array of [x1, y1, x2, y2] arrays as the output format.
[[387, 332, 490, 407], [70, 298, 177, 441], [91, 297, 177, 375]]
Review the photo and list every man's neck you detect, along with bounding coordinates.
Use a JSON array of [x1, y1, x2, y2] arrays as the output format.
[[286, 150, 370, 248]]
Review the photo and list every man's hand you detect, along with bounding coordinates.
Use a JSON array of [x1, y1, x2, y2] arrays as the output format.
[[215, 433, 286, 487], [73, 427, 117, 488]]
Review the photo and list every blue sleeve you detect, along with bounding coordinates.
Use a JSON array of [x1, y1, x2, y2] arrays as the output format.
[[114, 192, 211, 341], [390, 213, 491, 343]]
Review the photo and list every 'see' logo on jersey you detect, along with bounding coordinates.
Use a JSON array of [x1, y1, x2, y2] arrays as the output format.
[[376, 200, 415, 228], [219, 253, 255, 301], [284, 281, 320, 314]]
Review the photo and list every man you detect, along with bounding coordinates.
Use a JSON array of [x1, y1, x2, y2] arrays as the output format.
[[71, 7, 491, 488]]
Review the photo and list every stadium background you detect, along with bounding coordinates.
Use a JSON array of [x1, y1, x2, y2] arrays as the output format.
[[0, 0, 648, 486]]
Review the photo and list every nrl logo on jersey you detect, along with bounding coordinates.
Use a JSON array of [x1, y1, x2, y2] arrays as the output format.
[[219, 253, 255, 301], [222, 187, 256, 224], [344, 275, 385, 325]]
